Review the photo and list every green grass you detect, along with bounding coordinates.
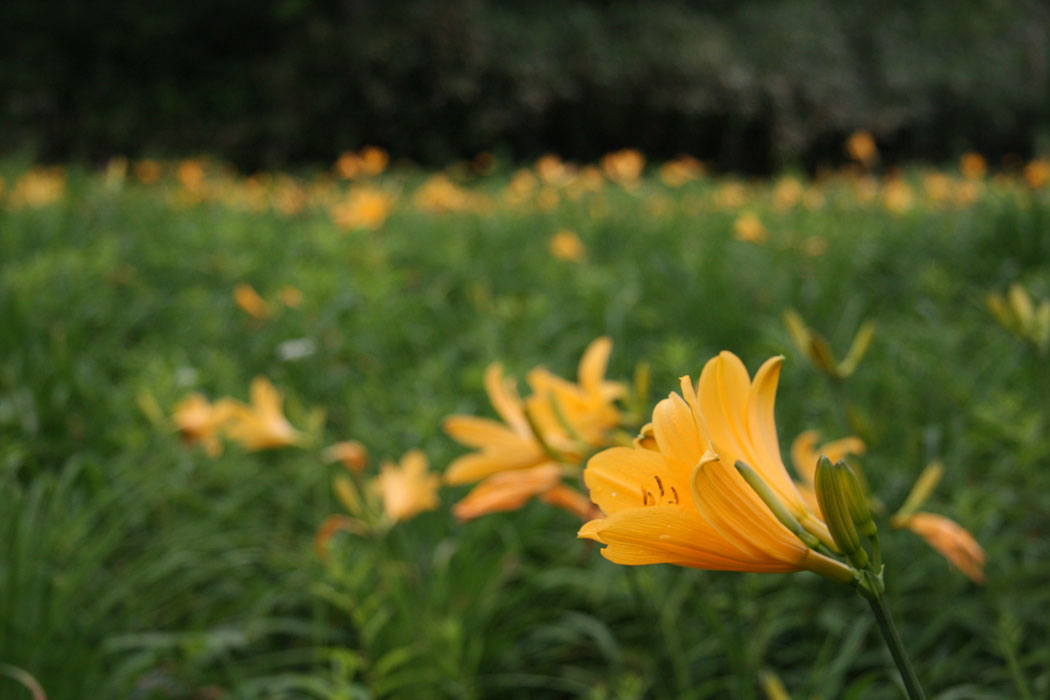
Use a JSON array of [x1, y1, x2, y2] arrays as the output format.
[[1, 162, 1049, 699]]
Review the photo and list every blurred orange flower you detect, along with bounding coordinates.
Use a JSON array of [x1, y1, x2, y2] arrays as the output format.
[[172, 393, 238, 456], [331, 187, 395, 230], [358, 146, 389, 177], [453, 464, 596, 521], [659, 155, 704, 187], [601, 149, 645, 186], [1024, 159, 1050, 189], [733, 213, 766, 243], [960, 153, 987, 179], [846, 131, 878, 167], [902, 512, 985, 583], [374, 449, 440, 522], [224, 377, 304, 450], [324, 440, 369, 472], [234, 283, 270, 320], [549, 229, 586, 261], [277, 285, 304, 308]]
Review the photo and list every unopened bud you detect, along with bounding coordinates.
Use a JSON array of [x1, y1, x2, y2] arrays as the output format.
[[735, 461, 822, 550], [816, 456, 869, 569], [837, 459, 877, 538]]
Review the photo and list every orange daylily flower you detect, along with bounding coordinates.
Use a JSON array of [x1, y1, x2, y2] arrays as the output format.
[[443, 337, 625, 485], [172, 393, 238, 456], [901, 512, 985, 583], [234, 283, 270, 320], [452, 464, 597, 521], [549, 229, 586, 262], [601, 149, 645, 186], [790, 430, 866, 514], [324, 440, 369, 472], [846, 131, 878, 167], [733, 213, 766, 243], [224, 377, 304, 450], [580, 352, 849, 580], [374, 449, 440, 522]]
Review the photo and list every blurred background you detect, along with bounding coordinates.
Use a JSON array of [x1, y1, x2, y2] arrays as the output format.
[[3, 0, 1049, 171]]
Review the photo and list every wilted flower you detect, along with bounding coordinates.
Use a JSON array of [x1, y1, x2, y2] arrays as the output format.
[[234, 283, 270, 321], [224, 377, 304, 450], [374, 449, 440, 522], [549, 229, 586, 261], [580, 352, 848, 579]]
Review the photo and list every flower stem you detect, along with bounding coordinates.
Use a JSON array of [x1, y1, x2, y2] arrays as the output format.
[[865, 592, 926, 699]]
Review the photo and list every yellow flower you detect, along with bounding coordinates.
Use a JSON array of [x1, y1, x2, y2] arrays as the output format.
[[601, 149, 645, 186], [659, 155, 704, 187], [535, 154, 573, 185], [331, 187, 394, 230], [224, 377, 304, 450], [579, 352, 848, 580], [277, 285, 304, 308], [549, 229, 586, 262], [323, 440, 369, 473], [374, 449, 440, 522], [846, 130, 878, 167], [453, 464, 598, 521], [443, 337, 625, 485], [881, 179, 914, 214], [1024, 159, 1050, 189], [790, 430, 866, 514], [413, 175, 477, 213], [234, 283, 270, 321], [733, 213, 766, 243], [901, 512, 985, 583], [960, 152, 987, 179], [334, 152, 361, 179], [9, 168, 66, 208], [172, 393, 238, 456], [358, 146, 389, 176]]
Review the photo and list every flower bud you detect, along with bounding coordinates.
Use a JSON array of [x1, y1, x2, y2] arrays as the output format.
[[837, 459, 877, 538], [816, 456, 869, 569]]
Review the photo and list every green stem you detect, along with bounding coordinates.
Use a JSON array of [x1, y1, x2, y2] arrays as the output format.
[[865, 593, 926, 700]]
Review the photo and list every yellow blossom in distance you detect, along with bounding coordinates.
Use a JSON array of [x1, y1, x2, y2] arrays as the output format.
[[224, 377, 304, 450], [659, 155, 704, 187], [331, 187, 395, 230], [358, 146, 389, 177], [549, 229, 586, 262], [790, 430, 866, 514], [172, 393, 238, 456], [900, 512, 985, 584], [960, 153, 987, 179], [323, 440, 369, 472], [733, 213, 766, 243], [579, 352, 849, 580], [234, 283, 270, 321], [846, 130, 878, 167], [373, 449, 440, 522], [601, 149, 645, 186], [277, 285, 304, 308]]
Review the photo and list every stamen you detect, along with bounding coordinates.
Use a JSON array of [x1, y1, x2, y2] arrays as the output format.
[[670, 486, 680, 504], [653, 474, 665, 497]]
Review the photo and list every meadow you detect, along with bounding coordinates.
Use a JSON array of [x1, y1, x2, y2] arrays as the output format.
[[1, 150, 1049, 699]]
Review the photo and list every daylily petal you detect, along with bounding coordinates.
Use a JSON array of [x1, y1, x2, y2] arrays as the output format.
[[452, 464, 562, 520], [584, 446, 688, 515], [578, 336, 612, 396], [579, 506, 797, 571], [444, 415, 525, 450], [443, 447, 547, 485], [745, 356, 806, 512], [652, 393, 703, 468]]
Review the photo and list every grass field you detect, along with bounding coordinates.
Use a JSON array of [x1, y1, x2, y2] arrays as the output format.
[[2, 153, 1049, 699]]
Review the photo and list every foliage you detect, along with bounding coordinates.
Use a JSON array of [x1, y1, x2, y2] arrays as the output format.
[[1, 157, 1049, 698]]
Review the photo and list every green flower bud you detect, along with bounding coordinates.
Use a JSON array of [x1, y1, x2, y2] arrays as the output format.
[[837, 459, 877, 538], [816, 456, 869, 569]]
